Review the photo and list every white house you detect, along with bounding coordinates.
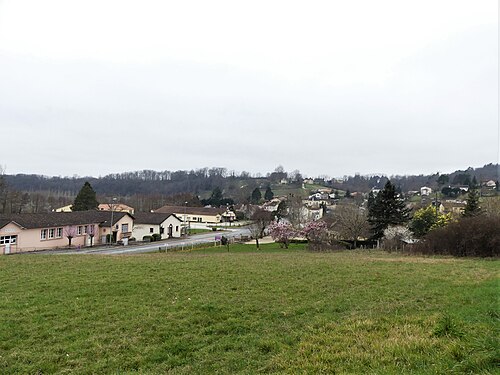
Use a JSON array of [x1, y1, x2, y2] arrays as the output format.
[[132, 212, 183, 240], [420, 186, 432, 196]]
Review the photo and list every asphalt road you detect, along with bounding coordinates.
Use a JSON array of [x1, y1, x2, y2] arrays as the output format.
[[37, 227, 252, 255]]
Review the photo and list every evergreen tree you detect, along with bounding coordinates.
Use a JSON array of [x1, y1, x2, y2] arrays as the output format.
[[72, 181, 99, 211], [250, 188, 262, 204], [264, 185, 274, 201], [463, 187, 481, 217], [368, 180, 411, 239]]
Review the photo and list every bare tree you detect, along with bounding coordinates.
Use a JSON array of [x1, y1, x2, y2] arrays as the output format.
[[331, 204, 370, 248], [249, 209, 274, 249]]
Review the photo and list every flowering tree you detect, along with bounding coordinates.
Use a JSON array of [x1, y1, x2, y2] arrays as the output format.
[[64, 225, 77, 247], [88, 224, 96, 247], [268, 221, 297, 248], [301, 220, 330, 250], [383, 225, 413, 250], [410, 205, 452, 237]]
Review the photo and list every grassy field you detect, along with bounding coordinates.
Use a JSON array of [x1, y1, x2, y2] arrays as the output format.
[[0, 244, 498, 374]]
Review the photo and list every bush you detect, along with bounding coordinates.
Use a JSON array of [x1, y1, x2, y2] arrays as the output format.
[[142, 235, 153, 242], [412, 215, 500, 257], [128, 237, 136, 242], [152, 233, 162, 241]]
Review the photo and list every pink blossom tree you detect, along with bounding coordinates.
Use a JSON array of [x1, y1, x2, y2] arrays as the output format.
[[88, 224, 96, 247], [64, 225, 77, 247], [301, 220, 331, 251], [268, 221, 297, 248]]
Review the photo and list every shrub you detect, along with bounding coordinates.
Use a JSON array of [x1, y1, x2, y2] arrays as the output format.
[[412, 215, 500, 257], [151, 233, 162, 241], [128, 237, 136, 242], [142, 235, 153, 242]]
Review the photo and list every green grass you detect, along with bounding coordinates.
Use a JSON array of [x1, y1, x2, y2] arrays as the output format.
[[0, 245, 498, 374]]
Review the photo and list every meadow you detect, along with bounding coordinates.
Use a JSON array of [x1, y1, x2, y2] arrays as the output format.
[[0, 244, 498, 374]]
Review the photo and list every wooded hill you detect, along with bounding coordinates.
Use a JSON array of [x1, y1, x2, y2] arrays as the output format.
[[1, 163, 498, 214]]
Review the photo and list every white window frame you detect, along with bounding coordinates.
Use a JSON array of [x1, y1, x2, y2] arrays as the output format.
[[48, 228, 55, 239], [56, 227, 63, 238], [77, 226, 83, 235], [41, 229, 47, 240], [0, 235, 17, 244]]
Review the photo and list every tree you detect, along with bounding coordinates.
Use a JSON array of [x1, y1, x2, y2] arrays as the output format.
[[268, 221, 296, 248], [64, 226, 77, 247], [383, 225, 413, 250], [248, 209, 274, 249], [72, 181, 99, 211], [368, 181, 411, 240], [275, 200, 287, 222], [437, 174, 449, 186], [264, 185, 274, 201], [410, 205, 452, 237], [301, 220, 330, 250], [463, 187, 481, 217], [88, 224, 96, 247], [331, 204, 370, 248], [250, 188, 262, 204]]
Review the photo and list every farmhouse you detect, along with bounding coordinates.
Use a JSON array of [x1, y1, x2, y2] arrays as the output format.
[[0, 210, 134, 254], [132, 212, 182, 240]]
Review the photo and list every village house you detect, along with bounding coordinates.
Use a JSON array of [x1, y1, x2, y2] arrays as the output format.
[[153, 205, 235, 224], [439, 200, 467, 217], [0, 210, 134, 254], [132, 212, 182, 240], [98, 203, 135, 214], [420, 186, 432, 196]]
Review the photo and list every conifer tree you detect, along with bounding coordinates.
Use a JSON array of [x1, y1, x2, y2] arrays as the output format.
[[250, 187, 262, 204], [264, 185, 274, 201], [368, 180, 411, 239], [463, 187, 481, 217], [72, 181, 99, 211]]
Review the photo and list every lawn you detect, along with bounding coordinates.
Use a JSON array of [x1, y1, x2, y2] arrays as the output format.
[[0, 244, 498, 374]]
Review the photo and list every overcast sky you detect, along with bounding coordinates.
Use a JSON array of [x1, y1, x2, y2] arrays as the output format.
[[0, 0, 498, 179]]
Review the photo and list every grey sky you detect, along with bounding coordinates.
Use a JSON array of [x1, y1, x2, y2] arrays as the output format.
[[0, 0, 498, 178]]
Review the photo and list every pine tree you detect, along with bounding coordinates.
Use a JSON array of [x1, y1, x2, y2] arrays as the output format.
[[264, 185, 274, 201], [368, 180, 411, 239], [72, 181, 99, 211], [463, 187, 481, 217], [250, 188, 262, 204]]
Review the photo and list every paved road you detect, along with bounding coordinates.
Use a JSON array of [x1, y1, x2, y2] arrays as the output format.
[[38, 227, 252, 255]]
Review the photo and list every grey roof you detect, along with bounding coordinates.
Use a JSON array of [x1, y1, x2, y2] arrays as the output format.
[[0, 210, 133, 229], [133, 212, 181, 225], [154, 205, 224, 216]]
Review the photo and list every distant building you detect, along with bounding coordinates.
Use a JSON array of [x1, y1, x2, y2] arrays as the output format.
[[420, 186, 432, 196], [54, 204, 73, 212], [98, 203, 135, 215]]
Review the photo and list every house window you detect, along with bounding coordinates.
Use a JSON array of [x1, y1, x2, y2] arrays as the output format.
[[56, 228, 63, 238], [192, 217, 197, 221], [48, 228, 55, 239], [122, 223, 129, 233], [0, 235, 17, 244], [176, 226, 179, 232], [84, 225, 88, 234], [150, 228, 154, 233], [77, 226, 83, 235], [41, 229, 47, 240]]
